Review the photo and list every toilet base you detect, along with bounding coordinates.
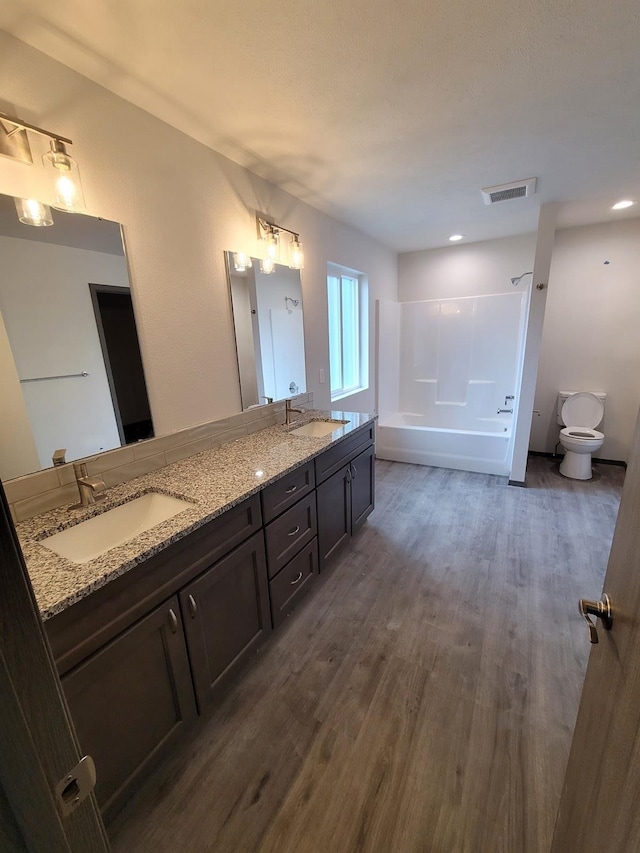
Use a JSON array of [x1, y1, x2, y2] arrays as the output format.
[[559, 450, 593, 480]]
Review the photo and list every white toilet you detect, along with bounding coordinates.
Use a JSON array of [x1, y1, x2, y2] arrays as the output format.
[[558, 391, 606, 480]]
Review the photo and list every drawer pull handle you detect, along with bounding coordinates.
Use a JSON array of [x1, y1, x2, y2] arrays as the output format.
[[168, 608, 178, 633], [288, 525, 301, 537], [291, 571, 304, 585], [188, 595, 197, 618], [285, 485, 298, 494]]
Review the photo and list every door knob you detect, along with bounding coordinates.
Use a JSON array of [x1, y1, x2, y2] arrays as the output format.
[[579, 594, 612, 644]]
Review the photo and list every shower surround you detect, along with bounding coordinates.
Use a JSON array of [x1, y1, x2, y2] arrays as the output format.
[[377, 292, 528, 475]]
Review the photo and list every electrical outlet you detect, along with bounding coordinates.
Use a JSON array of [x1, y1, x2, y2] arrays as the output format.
[[319, 368, 325, 384]]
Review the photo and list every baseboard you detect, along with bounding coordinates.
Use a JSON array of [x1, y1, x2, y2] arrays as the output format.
[[508, 479, 526, 487], [527, 450, 627, 468]]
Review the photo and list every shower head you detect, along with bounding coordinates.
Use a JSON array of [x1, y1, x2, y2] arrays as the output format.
[[511, 271, 533, 287]]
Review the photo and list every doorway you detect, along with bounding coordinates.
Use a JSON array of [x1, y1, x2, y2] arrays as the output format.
[[89, 285, 153, 445]]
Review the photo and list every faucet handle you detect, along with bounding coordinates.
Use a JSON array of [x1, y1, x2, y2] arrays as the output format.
[[73, 461, 89, 478]]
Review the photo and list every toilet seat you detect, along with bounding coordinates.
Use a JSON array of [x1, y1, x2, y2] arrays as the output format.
[[560, 427, 603, 441], [561, 392, 604, 430]]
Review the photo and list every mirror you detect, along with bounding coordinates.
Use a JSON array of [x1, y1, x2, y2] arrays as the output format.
[[0, 192, 153, 481], [225, 252, 307, 409]]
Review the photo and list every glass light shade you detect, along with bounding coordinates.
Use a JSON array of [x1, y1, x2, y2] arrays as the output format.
[[263, 229, 279, 261], [233, 252, 252, 272], [14, 197, 53, 227], [289, 236, 304, 270], [42, 140, 86, 213], [260, 257, 276, 275]]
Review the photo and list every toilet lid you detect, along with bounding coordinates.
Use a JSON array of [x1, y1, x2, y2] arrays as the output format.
[[561, 392, 604, 429]]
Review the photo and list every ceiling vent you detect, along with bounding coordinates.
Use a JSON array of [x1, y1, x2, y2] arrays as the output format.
[[481, 178, 537, 205]]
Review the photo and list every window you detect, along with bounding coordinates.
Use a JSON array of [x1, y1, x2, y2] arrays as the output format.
[[327, 268, 368, 401]]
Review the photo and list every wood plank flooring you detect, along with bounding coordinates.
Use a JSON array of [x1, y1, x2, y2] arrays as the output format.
[[109, 457, 624, 853]]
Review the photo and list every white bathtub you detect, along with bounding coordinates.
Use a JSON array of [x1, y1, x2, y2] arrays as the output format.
[[376, 412, 513, 476]]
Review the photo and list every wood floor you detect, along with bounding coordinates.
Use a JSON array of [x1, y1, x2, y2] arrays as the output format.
[[109, 457, 624, 853]]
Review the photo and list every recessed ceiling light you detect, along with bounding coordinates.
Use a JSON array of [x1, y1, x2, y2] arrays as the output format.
[[611, 200, 635, 210], [449, 234, 464, 242]]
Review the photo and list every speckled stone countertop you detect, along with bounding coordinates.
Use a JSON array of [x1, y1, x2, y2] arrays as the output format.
[[17, 410, 375, 620]]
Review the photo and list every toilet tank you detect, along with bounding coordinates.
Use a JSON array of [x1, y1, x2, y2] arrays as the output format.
[[557, 391, 607, 426]]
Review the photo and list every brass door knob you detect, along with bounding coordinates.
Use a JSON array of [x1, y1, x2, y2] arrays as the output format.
[[579, 594, 612, 644]]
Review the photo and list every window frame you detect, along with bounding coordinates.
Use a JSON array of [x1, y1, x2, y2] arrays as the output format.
[[327, 267, 368, 402]]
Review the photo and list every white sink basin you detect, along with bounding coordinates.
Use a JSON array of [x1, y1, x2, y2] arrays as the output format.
[[41, 492, 194, 564], [290, 419, 349, 438]]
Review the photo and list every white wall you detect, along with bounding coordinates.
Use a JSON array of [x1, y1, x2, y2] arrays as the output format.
[[0, 236, 128, 473], [0, 309, 40, 479], [398, 233, 537, 301], [254, 265, 306, 401], [0, 31, 397, 449], [531, 217, 640, 462]]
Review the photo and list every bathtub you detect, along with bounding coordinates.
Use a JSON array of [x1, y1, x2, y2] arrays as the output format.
[[376, 412, 513, 476]]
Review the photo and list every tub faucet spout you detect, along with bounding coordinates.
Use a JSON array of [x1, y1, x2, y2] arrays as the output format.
[[497, 408, 514, 414]]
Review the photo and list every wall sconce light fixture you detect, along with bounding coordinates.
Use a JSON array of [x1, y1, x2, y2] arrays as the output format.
[[13, 197, 54, 227], [257, 216, 304, 271], [259, 257, 276, 275], [0, 111, 86, 216], [233, 252, 252, 272]]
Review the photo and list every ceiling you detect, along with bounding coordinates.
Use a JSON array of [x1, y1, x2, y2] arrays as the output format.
[[1, 0, 639, 251]]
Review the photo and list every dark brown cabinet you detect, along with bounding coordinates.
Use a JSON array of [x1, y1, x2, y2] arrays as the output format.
[[179, 532, 271, 709], [350, 444, 376, 531], [62, 595, 197, 820], [48, 422, 375, 822], [317, 444, 375, 571], [269, 539, 318, 628]]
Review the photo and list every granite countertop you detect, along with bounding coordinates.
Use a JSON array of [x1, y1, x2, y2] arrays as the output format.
[[17, 410, 375, 620]]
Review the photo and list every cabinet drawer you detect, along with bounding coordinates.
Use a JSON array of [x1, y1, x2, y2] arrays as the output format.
[[315, 423, 375, 484], [269, 539, 318, 628], [261, 461, 315, 522], [265, 492, 317, 579]]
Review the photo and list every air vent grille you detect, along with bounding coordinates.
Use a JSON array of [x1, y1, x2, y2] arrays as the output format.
[[481, 178, 537, 205]]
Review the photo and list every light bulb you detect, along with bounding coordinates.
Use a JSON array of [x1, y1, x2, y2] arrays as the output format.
[[260, 257, 276, 274], [14, 197, 53, 227], [264, 229, 279, 261], [289, 236, 304, 270], [233, 252, 252, 272], [42, 139, 86, 213]]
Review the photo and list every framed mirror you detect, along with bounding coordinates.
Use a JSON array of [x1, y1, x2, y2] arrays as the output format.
[[0, 192, 153, 481], [225, 252, 307, 410]]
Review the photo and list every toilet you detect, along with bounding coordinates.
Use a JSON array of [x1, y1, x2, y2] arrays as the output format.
[[558, 391, 606, 480]]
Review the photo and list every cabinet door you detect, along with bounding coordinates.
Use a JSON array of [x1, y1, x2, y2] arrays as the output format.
[[350, 444, 375, 531], [62, 595, 196, 820], [316, 464, 351, 571], [180, 532, 270, 709]]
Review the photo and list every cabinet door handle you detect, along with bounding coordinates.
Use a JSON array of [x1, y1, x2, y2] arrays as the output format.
[[285, 485, 297, 494], [290, 571, 304, 585], [168, 608, 178, 633], [346, 467, 352, 482], [288, 525, 301, 537], [188, 595, 197, 619], [351, 463, 357, 479]]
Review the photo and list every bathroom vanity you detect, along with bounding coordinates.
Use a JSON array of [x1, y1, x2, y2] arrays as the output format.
[[18, 414, 375, 820]]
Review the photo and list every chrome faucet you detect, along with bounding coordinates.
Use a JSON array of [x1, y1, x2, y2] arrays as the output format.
[[285, 398, 303, 425], [71, 461, 107, 508], [497, 408, 514, 414]]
